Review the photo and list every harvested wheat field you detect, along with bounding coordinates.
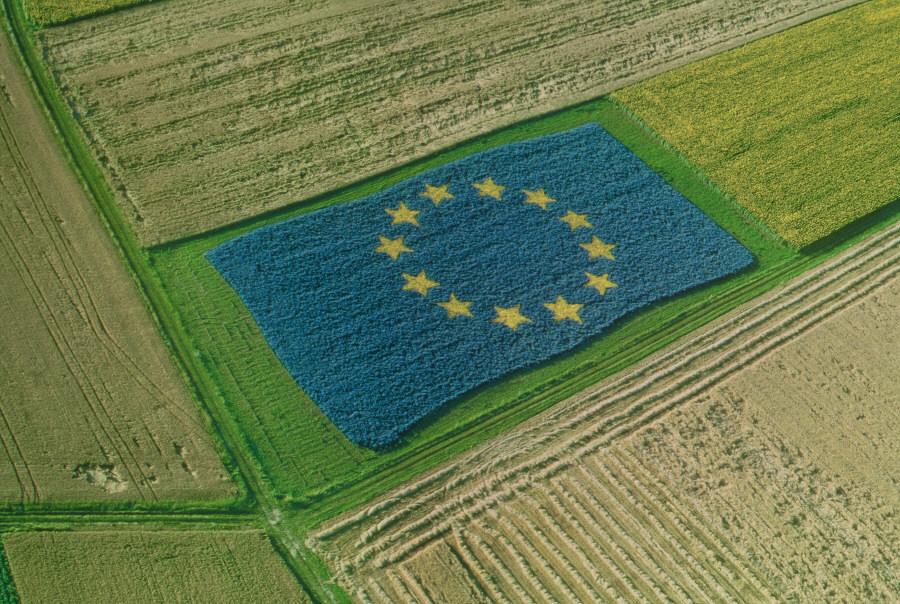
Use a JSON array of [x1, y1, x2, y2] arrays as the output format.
[[310, 221, 900, 603], [37, 0, 863, 244], [0, 29, 234, 503], [3, 530, 309, 603]]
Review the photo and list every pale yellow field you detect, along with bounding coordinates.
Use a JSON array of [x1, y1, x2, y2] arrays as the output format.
[[37, 0, 862, 244], [3, 530, 309, 603], [310, 221, 900, 602], [0, 30, 233, 503]]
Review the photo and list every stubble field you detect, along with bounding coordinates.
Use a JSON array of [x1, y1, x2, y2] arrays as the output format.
[[613, 0, 900, 247], [310, 221, 900, 602], [37, 0, 862, 244], [0, 27, 234, 504], [3, 530, 309, 603]]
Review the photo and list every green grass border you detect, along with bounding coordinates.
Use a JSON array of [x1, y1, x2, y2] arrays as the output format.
[[151, 96, 796, 521]]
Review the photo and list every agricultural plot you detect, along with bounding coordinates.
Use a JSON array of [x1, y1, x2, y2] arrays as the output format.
[[150, 98, 794, 505], [208, 124, 752, 448], [22, 0, 150, 26], [310, 221, 900, 603], [3, 530, 309, 603], [37, 0, 863, 245], [613, 0, 899, 248], [0, 27, 234, 504]]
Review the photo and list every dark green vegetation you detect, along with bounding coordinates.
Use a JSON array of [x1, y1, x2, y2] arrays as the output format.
[[0, 542, 17, 604]]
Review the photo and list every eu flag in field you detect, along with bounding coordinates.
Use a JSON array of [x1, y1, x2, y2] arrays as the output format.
[[207, 124, 753, 448]]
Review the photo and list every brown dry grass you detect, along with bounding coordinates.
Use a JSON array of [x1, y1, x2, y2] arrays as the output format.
[[38, 0, 863, 245], [3, 530, 308, 603], [310, 222, 900, 602], [0, 30, 234, 503]]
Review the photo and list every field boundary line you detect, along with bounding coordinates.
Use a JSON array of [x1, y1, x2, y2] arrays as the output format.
[[316, 219, 899, 540], [310, 222, 900, 586]]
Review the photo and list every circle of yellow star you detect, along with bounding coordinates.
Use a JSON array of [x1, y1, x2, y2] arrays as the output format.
[[375, 235, 412, 260], [493, 305, 531, 330], [522, 188, 556, 210], [473, 177, 505, 200], [437, 293, 473, 318], [544, 296, 583, 323], [421, 184, 454, 205], [585, 272, 617, 296], [385, 202, 420, 226], [402, 270, 439, 296], [580, 236, 616, 260], [560, 210, 592, 231]]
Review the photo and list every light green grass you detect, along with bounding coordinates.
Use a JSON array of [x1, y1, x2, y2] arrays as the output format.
[[613, 0, 900, 248], [152, 96, 802, 516]]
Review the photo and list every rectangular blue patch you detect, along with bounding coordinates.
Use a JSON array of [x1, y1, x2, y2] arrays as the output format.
[[207, 124, 753, 448]]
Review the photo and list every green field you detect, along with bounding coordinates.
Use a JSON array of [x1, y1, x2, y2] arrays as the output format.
[[613, 0, 899, 248], [151, 96, 803, 516]]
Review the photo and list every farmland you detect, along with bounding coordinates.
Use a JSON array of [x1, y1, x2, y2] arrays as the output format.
[[150, 97, 792, 506], [37, 0, 862, 245], [613, 0, 900, 247], [310, 221, 900, 602], [22, 0, 149, 26], [1, 0, 896, 601], [0, 23, 235, 504], [3, 530, 310, 602]]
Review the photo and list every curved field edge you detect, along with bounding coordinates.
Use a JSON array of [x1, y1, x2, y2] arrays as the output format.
[[151, 89, 900, 525], [0, 0, 250, 514]]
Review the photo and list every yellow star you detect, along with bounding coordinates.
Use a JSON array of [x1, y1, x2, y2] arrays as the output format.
[[437, 293, 473, 318], [385, 202, 420, 226], [522, 188, 556, 210], [493, 305, 531, 330], [580, 236, 616, 260], [585, 272, 617, 296], [544, 296, 583, 323], [560, 210, 592, 231], [421, 184, 454, 205], [375, 235, 412, 260], [402, 270, 439, 296], [473, 177, 505, 200]]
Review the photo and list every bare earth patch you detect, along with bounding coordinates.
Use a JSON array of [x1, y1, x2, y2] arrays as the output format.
[[38, 0, 863, 244], [310, 222, 900, 602], [0, 30, 234, 503]]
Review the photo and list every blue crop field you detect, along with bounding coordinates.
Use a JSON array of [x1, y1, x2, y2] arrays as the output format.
[[207, 124, 753, 448]]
